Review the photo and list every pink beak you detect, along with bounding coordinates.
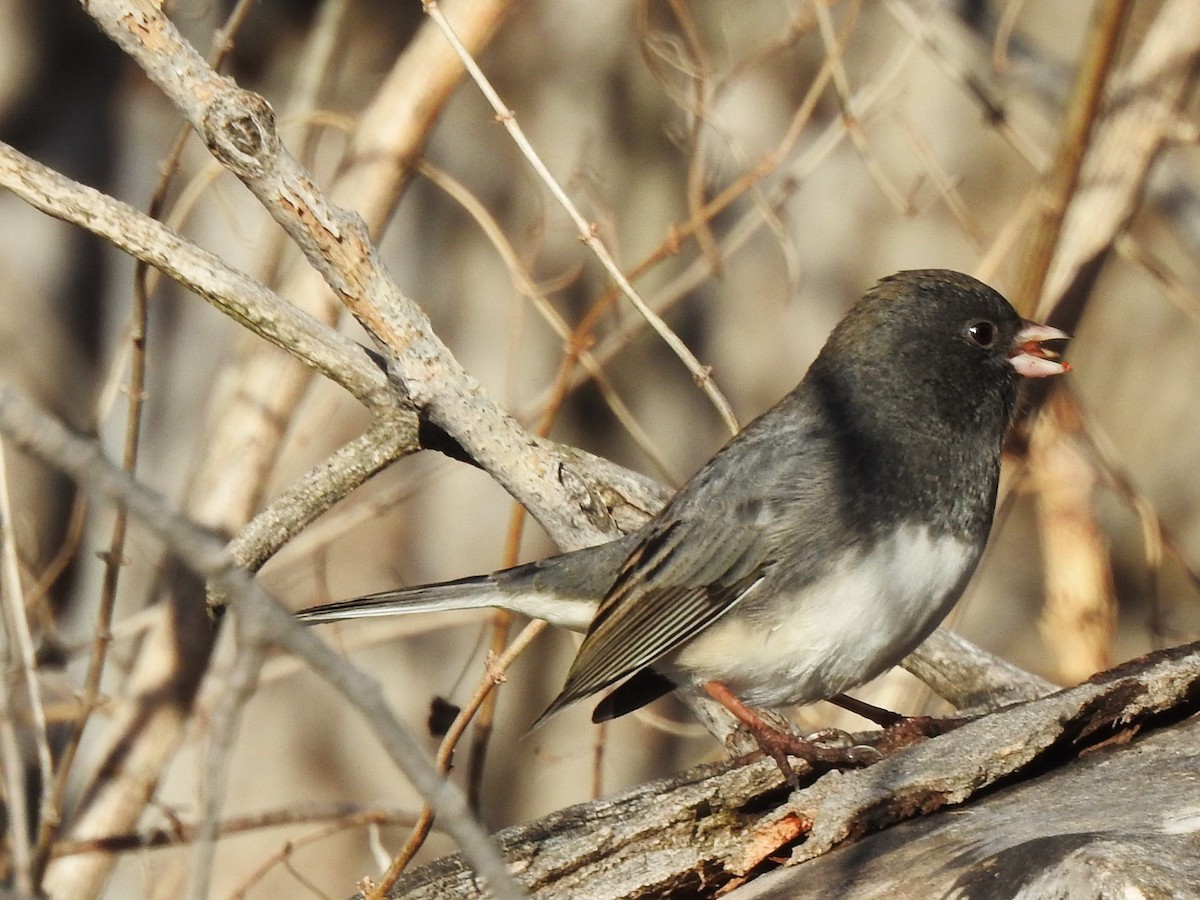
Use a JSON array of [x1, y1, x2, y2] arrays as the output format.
[[1008, 321, 1071, 378]]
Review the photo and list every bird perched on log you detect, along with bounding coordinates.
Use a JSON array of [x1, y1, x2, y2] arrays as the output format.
[[298, 270, 1070, 779]]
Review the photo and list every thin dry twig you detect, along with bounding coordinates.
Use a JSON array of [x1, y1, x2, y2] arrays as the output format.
[[882, 0, 1046, 169], [814, 1, 912, 215], [658, 0, 722, 273], [525, 21, 909, 413], [1013, 0, 1133, 315], [897, 114, 986, 247], [51, 802, 423, 857], [1063, 387, 1200, 598], [187, 630, 268, 900], [33, 336, 143, 882], [35, 40, 170, 861], [0, 441, 47, 895], [0, 439, 56, 897], [0, 681, 31, 893], [422, 0, 740, 438], [224, 808, 415, 900], [0, 384, 526, 900], [416, 161, 682, 483], [370, 618, 546, 898], [24, 490, 89, 614]]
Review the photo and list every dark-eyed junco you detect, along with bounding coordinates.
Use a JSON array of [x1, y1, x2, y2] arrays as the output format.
[[299, 270, 1069, 773]]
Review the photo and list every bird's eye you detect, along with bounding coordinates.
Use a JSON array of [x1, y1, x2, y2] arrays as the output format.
[[966, 320, 997, 348]]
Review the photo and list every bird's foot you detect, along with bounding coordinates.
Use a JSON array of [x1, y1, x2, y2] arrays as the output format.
[[703, 681, 882, 787], [749, 725, 882, 787]]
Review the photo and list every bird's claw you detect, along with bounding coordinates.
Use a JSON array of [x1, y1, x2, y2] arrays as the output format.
[[806, 728, 881, 765], [807, 727, 857, 751], [843, 743, 884, 766], [743, 726, 885, 788]]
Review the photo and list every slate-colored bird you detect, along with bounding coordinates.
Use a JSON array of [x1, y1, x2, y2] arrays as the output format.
[[298, 270, 1069, 773]]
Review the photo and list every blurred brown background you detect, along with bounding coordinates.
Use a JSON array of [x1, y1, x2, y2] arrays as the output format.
[[2, 0, 1199, 896]]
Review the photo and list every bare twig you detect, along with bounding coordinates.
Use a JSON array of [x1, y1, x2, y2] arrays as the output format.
[[0, 384, 526, 900], [422, 0, 740, 437], [349, 0, 516, 235], [0, 441, 46, 896], [1062, 387, 1200, 603], [372, 618, 546, 898], [814, 1, 911, 215], [0, 141, 390, 410], [416, 161, 681, 483], [0, 684, 31, 894], [1013, 0, 1133, 315], [883, 0, 1046, 169], [51, 802, 426, 856], [660, 0, 721, 273], [188, 630, 267, 900], [524, 22, 912, 414], [226, 412, 417, 574], [34, 25, 170, 856], [224, 807, 421, 900], [83, 0, 618, 550]]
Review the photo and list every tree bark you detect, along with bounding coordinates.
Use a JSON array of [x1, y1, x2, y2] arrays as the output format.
[[382, 641, 1200, 898]]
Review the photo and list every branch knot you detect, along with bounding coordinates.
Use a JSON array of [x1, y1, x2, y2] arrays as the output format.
[[202, 89, 279, 178]]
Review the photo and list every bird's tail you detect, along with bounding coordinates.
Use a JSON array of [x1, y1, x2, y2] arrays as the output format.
[[295, 553, 607, 632], [295, 571, 513, 623]]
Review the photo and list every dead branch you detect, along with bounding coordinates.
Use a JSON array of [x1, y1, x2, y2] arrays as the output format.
[[382, 641, 1200, 898]]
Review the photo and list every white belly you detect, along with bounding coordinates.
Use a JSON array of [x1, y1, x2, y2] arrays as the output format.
[[669, 524, 978, 708]]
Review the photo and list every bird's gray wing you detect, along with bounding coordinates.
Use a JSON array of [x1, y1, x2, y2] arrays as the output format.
[[533, 394, 830, 724], [532, 510, 770, 724]]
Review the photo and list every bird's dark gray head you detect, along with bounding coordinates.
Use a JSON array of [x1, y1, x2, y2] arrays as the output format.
[[805, 269, 1067, 535], [812, 269, 1051, 437]]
